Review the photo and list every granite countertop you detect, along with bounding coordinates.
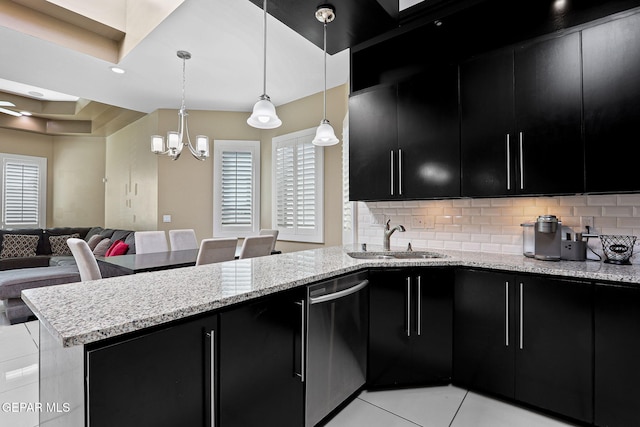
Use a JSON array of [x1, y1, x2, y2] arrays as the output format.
[[21, 245, 640, 348]]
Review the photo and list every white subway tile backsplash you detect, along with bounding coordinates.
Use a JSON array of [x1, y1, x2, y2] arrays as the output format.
[[357, 194, 640, 255]]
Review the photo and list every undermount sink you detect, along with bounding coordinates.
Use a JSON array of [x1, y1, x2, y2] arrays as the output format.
[[347, 251, 446, 260]]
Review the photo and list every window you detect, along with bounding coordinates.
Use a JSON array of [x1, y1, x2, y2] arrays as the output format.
[[272, 128, 324, 243], [1, 153, 47, 229], [213, 140, 260, 237]]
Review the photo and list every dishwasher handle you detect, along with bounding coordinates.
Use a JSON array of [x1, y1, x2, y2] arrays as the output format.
[[309, 280, 369, 305]]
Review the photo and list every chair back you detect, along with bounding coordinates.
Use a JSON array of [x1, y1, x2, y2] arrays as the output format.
[[169, 229, 198, 251], [196, 238, 238, 266], [67, 238, 102, 281], [134, 231, 169, 254], [238, 235, 274, 259], [259, 229, 279, 253]]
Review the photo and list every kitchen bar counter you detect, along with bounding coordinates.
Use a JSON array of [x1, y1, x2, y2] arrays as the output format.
[[21, 245, 640, 347]]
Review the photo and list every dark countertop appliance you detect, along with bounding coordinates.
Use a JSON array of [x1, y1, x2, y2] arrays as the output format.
[[522, 215, 562, 261]]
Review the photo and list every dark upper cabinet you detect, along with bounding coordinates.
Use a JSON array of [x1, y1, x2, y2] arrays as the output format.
[[349, 65, 460, 201], [348, 85, 398, 201], [86, 314, 218, 427], [461, 32, 584, 197], [368, 268, 453, 388], [595, 284, 640, 427], [454, 269, 593, 423], [583, 12, 640, 193]]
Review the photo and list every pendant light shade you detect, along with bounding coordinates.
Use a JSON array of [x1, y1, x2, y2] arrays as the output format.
[[312, 4, 339, 146], [247, 0, 282, 129]]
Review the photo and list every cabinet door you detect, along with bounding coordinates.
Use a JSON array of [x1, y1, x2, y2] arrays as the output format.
[[348, 85, 398, 201], [87, 315, 218, 427], [514, 33, 584, 195], [398, 66, 460, 199], [595, 285, 640, 427], [218, 290, 304, 427], [583, 12, 640, 193], [369, 268, 452, 388], [516, 276, 593, 423], [453, 269, 515, 398], [460, 49, 515, 197]]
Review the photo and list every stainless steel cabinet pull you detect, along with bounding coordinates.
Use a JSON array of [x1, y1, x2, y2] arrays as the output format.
[[505, 282, 509, 347], [309, 280, 369, 304], [207, 330, 216, 427], [398, 149, 403, 196], [519, 282, 524, 350], [506, 135, 511, 190], [519, 132, 524, 190], [406, 277, 411, 337], [417, 275, 422, 336], [295, 300, 305, 382], [390, 150, 394, 196]]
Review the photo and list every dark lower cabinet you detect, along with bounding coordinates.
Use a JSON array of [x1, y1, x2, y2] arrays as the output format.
[[368, 268, 453, 388], [218, 290, 304, 427], [86, 314, 218, 427], [595, 284, 640, 427], [454, 269, 593, 424]]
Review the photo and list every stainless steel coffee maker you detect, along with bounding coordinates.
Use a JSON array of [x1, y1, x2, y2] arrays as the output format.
[[521, 215, 562, 260]]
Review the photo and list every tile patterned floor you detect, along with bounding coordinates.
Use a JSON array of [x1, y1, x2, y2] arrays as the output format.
[[0, 314, 578, 427]]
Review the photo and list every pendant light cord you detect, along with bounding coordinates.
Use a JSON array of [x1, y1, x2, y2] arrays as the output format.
[[323, 21, 327, 120], [181, 55, 187, 112], [262, 0, 268, 96]]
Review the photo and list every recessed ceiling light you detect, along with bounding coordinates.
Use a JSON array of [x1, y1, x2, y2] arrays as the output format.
[[28, 91, 44, 97], [110, 66, 126, 74], [20, 111, 32, 116]]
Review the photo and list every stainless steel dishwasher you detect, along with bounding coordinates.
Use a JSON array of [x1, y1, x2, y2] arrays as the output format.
[[305, 271, 369, 427]]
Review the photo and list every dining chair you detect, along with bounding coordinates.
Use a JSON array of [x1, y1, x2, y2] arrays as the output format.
[[195, 238, 238, 266], [259, 229, 279, 253], [67, 238, 102, 281], [238, 235, 275, 259], [169, 229, 198, 251], [134, 231, 169, 254]]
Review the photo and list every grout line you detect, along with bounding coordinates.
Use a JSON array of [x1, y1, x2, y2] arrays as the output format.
[[448, 389, 470, 427], [356, 397, 423, 426]]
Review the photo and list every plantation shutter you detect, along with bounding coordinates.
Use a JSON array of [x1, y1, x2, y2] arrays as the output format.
[[2, 159, 43, 228], [221, 151, 253, 226]]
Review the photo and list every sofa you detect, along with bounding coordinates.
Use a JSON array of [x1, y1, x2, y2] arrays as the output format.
[[0, 226, 136, 324]]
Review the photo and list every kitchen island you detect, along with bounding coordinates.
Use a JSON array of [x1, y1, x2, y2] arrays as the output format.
[[22, 245, 640, 427]]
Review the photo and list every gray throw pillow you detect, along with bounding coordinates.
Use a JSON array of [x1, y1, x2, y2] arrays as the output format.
[[87, 234, 104, 251], [92, 238, 112, 257]]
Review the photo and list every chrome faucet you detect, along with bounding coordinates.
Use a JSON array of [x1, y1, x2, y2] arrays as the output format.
[[383, 219, 405, 251]]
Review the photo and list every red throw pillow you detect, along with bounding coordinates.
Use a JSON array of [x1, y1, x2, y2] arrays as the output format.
[[105, 240, 129, 257]]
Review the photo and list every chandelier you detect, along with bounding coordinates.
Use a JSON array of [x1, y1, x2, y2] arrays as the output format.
[[150, 50, 209, 161]]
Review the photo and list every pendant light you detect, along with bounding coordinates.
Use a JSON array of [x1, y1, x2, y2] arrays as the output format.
[[247, 0, 282, 129], [312, 4, 339, 146]]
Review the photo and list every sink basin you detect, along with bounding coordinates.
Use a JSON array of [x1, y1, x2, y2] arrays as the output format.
[[347, 251, 446, 260]]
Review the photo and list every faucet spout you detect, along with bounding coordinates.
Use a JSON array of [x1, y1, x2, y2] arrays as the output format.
[[383, 220, 405, 251]]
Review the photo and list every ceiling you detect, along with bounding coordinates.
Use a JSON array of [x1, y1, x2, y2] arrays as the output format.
[[0, 0, 359, 136]]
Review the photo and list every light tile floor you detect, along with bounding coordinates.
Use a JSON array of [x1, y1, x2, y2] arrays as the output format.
[[0, 314, 579, 427]]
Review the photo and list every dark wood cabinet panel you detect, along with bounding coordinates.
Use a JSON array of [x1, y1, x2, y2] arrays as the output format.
[[86, 314, 218, 427], [461, 32, 584, 197], [219, 290, 304, 427], [348, 85, 398, 201], [454, 269, 593, 423], [398, 66, 461, 198], [583, 12, 640, 193], [595, 285, 640, 427], [368, 268, 452, 388]]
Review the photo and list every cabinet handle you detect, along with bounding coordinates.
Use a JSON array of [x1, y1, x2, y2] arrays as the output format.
[[505, 282, 509, 347], [390, 150, 394, 196], [506, 135, 511, 190], [207, 330, 216, 427], [295, 300, 305, 382], [417, 275, 422, 336], [406, 277, 411, 337], [519, 282, 524, 350], [398, 148, 403, 196], [519, 132, 524, 190]]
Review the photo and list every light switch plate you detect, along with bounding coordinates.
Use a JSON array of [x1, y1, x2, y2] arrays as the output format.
[[163, 214, 172, 223], [411, 215, 426, 229]]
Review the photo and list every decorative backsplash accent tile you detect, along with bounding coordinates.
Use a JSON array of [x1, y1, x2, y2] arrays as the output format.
[[356, 194, 640, 258]]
